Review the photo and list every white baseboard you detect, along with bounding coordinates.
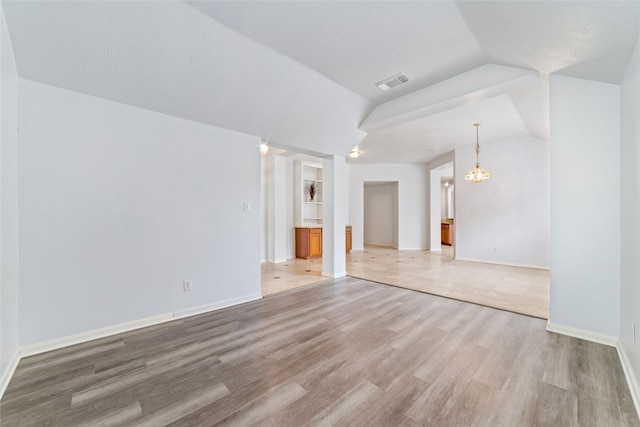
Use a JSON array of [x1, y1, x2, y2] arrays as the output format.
[[173, 293, 262, 319], [617, 342, 640, 420], [321, 271, 346, 279], [19, 313, 173, 358], [546, 321, 617, 347], [20, 292, 263, 359], [0, 349, 21, 400], [455, 256, 550, 270], [2, 293, 263, 400]]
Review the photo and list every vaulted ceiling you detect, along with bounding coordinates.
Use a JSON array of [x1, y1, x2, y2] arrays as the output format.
[[3, 1, 639, 163]]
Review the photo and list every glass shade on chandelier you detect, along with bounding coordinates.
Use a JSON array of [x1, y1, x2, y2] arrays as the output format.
[[464, 164, 492, 183], [464, 123, 491, 183]]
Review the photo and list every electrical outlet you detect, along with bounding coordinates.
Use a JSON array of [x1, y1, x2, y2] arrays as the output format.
[[492, 247, 498, 253], [183, 280, 192, 292]]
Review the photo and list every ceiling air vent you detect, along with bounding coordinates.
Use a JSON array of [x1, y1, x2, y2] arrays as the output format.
[[375, 73, 409, 91]]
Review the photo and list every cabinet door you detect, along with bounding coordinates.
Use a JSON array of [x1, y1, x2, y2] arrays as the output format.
[[309, 229, 322, 257]]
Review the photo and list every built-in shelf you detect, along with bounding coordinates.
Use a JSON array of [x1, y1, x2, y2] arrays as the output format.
[[295, 161, 323, 226]]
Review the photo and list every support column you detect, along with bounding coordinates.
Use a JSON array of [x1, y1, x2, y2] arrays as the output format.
[[322, 155, 347, 278], [266, 154, 287, 263]]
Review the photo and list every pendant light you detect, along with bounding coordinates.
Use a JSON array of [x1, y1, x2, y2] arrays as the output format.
[[464, 123, 492, 183]]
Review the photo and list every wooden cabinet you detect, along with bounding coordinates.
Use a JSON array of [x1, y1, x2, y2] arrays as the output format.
[[296, 227, 322, 259], [295, 226, 353, 258], [441, 222, 454, 245]]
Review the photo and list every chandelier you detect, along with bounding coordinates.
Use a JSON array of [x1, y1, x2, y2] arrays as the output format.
[[464, 123, 492, 183]]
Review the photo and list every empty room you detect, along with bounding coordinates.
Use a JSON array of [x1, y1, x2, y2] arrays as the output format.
[[1, 1, 640, 426]]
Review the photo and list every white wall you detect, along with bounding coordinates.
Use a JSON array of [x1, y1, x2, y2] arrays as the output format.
[[260, 155, 269, 262], [285, 159, 295, 259], [262, 154, 287, 263], [549, 75, 620, 337], [349, 164, 428, 251], [620, 37, 640, 404], [17, 79, 262, 346], [445, 185, 454, 218], [363, 182, 398, 248], [454, 136, 550, 268], [322, 156, 348, 278], [1, 7, 20, 390]]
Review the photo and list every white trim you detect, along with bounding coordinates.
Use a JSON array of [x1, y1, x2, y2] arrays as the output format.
[[0, 349, 21, 400], [546, 321, 617, 347], [617, 342, 640, 420], [398, 247, 428, 251], [20, 313, 174, 358], [19, 293, 263, 358], [173, 293, 262, 319], [321, 271, 346, 279], [455, 256, 549, 270]]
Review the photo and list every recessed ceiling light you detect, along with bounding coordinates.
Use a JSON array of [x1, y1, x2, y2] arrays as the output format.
[[375, 73, 409, 91], [259, 139, 269, 155], [419, 150, 425, 154]]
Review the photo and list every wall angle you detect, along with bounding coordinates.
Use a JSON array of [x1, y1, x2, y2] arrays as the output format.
[[359, 64, 540, 133]]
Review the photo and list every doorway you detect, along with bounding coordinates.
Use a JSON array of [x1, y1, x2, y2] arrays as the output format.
[[363, 181, 399, 248], [429, 161, 454, 256]]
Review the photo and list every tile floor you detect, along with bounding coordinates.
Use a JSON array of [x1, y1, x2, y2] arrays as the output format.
[[262, 245, 549, 318]]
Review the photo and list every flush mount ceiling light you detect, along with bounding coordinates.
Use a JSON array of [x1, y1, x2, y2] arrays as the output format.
[[464, 123, 492, 183], [349, 146, 361, 158], [375, 73, 409, 91], [259, 139, 269, 156]]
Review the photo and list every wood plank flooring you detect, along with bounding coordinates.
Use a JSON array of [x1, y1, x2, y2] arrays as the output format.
[[1, 277, 636, 426]]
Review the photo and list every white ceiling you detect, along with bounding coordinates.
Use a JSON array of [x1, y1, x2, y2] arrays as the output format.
[[359, 94, 530, 164], [2, 1, 639, 163], [189, 1, 486, 103]]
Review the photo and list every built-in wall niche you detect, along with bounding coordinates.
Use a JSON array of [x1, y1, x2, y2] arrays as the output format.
[[295, 161, 323, 226]]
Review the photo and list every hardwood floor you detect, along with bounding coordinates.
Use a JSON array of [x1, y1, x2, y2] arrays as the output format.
[[2, 277, 636, 426], [262, 245, 549, 318]]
